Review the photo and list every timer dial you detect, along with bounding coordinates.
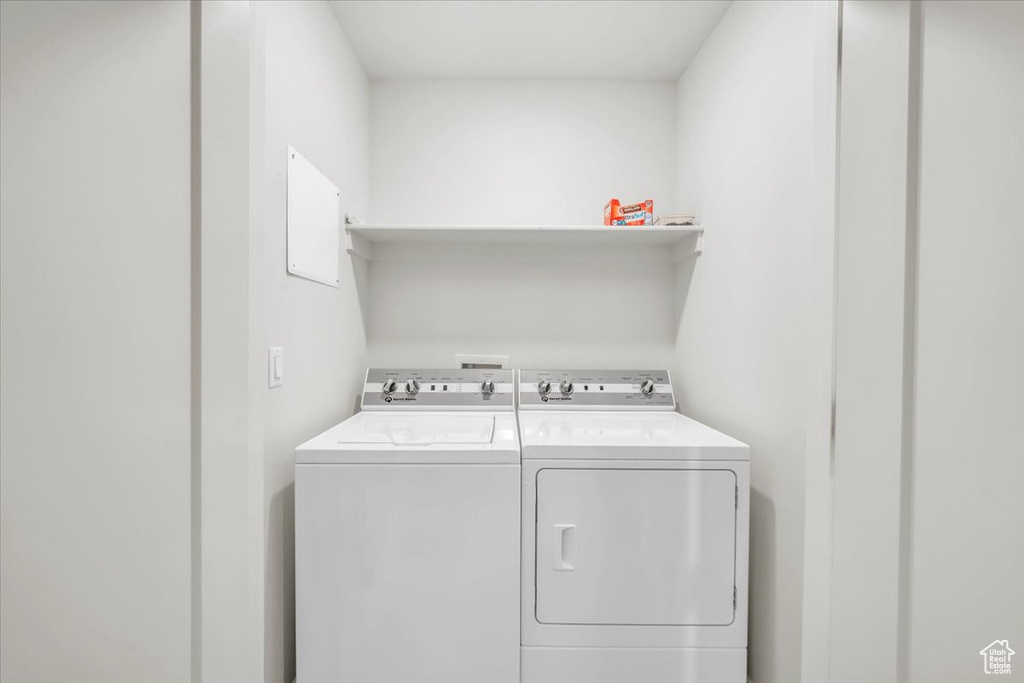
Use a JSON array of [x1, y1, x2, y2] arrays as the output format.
[[481, 379, 495, 396], [405, 379, 420, 395], [382, 379, 397, 395], [639, 379, 656, 396], [537, 379, 551, 396], [560, 379, 574, 395]]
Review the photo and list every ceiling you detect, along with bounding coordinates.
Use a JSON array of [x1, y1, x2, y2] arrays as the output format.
[[328, 1, 732, 81]]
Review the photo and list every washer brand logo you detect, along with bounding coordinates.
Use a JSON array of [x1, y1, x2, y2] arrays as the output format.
[[980, 640, 1015, 675], [384, 397, 392, 403]]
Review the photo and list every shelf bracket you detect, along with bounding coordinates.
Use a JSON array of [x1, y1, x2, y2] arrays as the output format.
[[345, 228, 371, 261], [671, 230, 704, 261]]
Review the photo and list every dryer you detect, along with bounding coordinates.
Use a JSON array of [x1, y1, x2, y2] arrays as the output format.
[[295, 368, 520, 683], [517, 370, 750, 683]]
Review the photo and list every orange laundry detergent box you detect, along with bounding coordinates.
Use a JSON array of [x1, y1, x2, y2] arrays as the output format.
[[604, 198, 653, 226]]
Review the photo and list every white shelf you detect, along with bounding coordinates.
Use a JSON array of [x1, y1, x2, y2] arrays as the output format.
[[344, 223, 704, 262]]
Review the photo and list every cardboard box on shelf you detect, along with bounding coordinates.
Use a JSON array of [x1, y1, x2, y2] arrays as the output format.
[[604, 198, 654, 226]]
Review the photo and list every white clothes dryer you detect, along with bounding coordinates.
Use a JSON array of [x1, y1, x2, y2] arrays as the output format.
[[517, 370, 750, 683], [295, 368, 520, 683]]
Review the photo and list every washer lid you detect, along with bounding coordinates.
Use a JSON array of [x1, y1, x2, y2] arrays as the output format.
[[335, 414, 495, 445], [295, 411, 521, 464]]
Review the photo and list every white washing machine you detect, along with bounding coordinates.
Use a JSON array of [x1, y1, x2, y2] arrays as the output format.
[[517, 370, 750, 683], [295, 368, 520, 683]]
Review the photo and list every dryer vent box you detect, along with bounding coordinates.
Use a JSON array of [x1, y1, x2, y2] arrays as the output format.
[[455, 354, 509, 370]]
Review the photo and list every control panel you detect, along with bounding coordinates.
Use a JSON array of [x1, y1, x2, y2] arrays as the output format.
[[517, 369, 675, 410], [361, 368, 514, 411]]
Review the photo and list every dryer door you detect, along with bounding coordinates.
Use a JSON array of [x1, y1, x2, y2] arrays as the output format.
[[535, 468, 736, 626]]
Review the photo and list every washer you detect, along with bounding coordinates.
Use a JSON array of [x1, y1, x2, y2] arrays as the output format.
[[517, 370, 750, 683], [295, 368, 520, 683]]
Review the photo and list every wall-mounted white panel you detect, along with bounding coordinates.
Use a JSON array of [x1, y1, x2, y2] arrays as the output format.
[[287, 145, 340, 287]]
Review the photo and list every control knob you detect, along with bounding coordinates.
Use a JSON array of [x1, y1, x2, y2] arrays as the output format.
[[405, 379, 420, 395], [382, 379, 397, 395], [639, 379, 656, 396], [560, 379, 574, 396], [537, 379, 551, 396], [481, 379, 495, 396]]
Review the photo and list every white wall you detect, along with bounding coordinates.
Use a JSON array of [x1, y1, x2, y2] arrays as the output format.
[[798, 3, 840, 680], [260, 3, 370, 681], [366, 81, 679, 370], [828, 3, 915, 680], [370, 80, 676, 226], [0, 1, 192, 681], [819, 3, 1024, 681], [199, 1, 266, 680], [673, 2, 815, 681], [908, 1, 1024, 679]]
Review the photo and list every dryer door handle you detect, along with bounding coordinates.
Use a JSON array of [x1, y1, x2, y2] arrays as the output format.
[[553, 524, 577, 571]]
